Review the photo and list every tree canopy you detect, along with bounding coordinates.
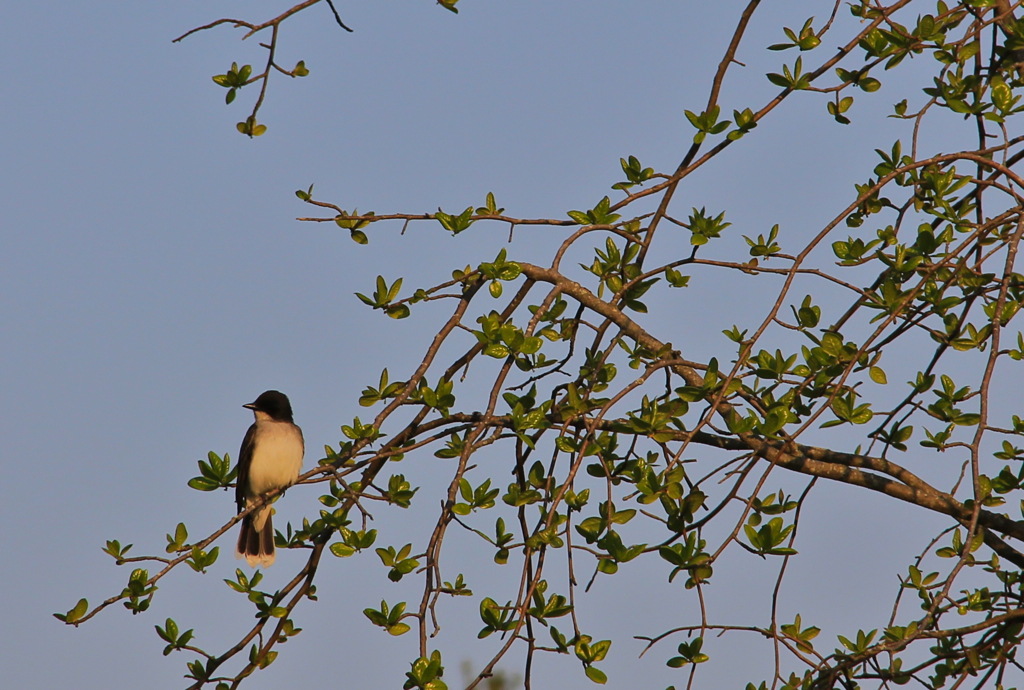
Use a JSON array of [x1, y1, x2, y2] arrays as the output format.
[[59, 2, 1024, 689]]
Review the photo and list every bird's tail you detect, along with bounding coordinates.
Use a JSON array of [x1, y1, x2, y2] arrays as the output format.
[[236, 512, 276, 568]]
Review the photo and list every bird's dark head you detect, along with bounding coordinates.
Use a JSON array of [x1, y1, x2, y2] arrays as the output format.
[[244, 390, 295, 422]]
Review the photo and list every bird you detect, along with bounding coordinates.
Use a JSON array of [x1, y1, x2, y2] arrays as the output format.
[[235, 390, 304, 568]]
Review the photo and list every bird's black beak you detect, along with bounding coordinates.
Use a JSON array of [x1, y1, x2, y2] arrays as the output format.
[[243, 402, 257, 410]]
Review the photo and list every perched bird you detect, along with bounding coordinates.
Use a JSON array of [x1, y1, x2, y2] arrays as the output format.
[[235, 390, 304, 568]]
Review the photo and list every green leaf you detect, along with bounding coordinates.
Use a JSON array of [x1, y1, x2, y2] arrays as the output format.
[[56, 598, 89, 624], [960, 41, 980, 63], [187, 477, 219, 491], [330, 542, 356, 557], [484, 343, 510, 358], [585, 666, 607, 684], [858, 77, 881, 92], [388, 622, 411, 636]]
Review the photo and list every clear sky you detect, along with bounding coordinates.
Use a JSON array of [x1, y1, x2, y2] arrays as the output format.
[[3, 2, 1016, 689]]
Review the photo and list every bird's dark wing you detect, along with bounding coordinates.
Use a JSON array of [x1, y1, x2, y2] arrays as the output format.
[[236, 423, 257, 513]]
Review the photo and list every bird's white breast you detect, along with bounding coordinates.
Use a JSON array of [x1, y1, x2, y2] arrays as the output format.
[[246, 420, 304, 499]]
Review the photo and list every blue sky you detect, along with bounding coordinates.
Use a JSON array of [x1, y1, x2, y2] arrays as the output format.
[[3, 2, 1017, 689]]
